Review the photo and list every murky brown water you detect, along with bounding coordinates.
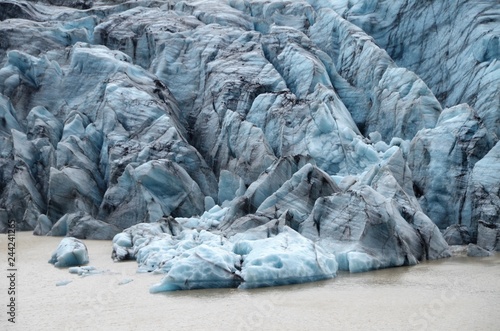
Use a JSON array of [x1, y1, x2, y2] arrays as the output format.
[[1, 232, 499, 330]]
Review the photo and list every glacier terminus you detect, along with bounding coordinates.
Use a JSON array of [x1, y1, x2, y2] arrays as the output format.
[[0, 0, 499, 291]]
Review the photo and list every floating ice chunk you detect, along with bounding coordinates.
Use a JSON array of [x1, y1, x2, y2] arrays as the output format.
[[236, 227, 337, 289], [68, 266, 95, 274], [49, 237, 89, 268], [148, 226, 338, 292], [68, 266, 99, 276], [135, 229, 226, 273], [111, 219, 180, 261], [115, 220, 337, 292], [56, 280, 72, 286], [118, 278, 134, 285], [150, 244, 242, 292]]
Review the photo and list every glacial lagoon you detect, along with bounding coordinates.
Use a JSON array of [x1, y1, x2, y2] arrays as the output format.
[[1, 232, 499, 330]]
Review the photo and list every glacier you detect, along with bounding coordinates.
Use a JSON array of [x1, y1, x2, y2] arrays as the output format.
[[1, 0, 499, 291]]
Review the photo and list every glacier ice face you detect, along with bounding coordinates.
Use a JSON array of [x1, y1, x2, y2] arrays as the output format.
[[408, 104, 495, 233], [338, 0, 500, 138], [299, 185, 449, 272], [443, 225, 471, 246], [307, 7, 442, 142], [47, 211, 121, 240], [1, 0, 498, 290], [255, 163, 340, 230], [48, 236, 89, 268], [0, 39, 217, 233], [463, 141, 500, 251]]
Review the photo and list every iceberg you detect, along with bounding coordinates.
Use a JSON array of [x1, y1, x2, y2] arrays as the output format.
[[68, 266, 100, 276], [234, 226, 338, 289], [149, 244, 243, 292], [48, 237, 89, 268], [113, 219, 337, 292]]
